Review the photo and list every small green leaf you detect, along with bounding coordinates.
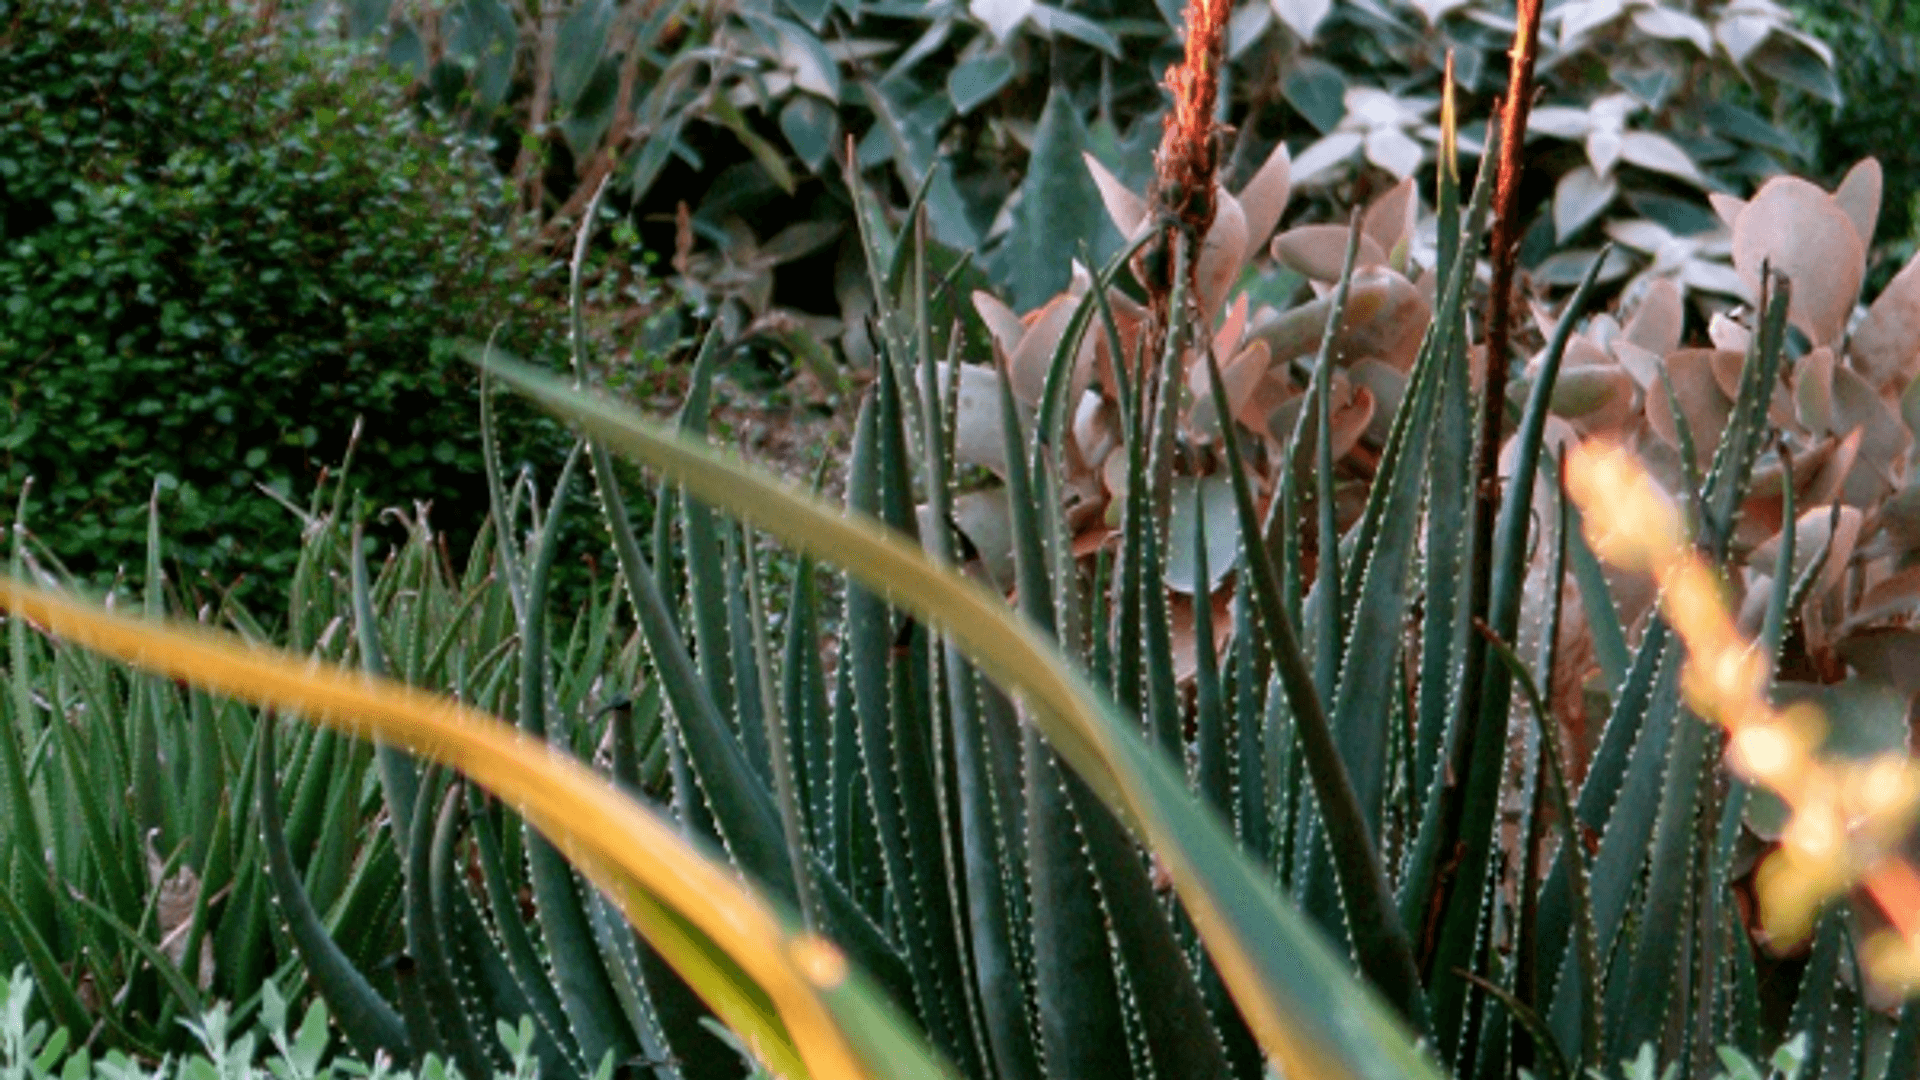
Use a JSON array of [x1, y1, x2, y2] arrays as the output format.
[[779, 94, 839, 173], [947, 54, 1015, 116], [1283, 58, 1347, 135], [994, 87, 1108, 311]]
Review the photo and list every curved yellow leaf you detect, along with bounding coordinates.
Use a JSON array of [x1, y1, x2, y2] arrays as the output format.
[[0, 579, 878, 1080]]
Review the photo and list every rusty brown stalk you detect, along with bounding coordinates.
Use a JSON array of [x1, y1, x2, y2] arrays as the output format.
[[1142, 0, 1230, 319], [1463, 0, 1546, 739], [1154, 0, 1229, 237], [1422, 0, 1545, 1004]]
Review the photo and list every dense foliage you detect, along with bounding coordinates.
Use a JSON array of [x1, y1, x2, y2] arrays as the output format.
[[0, 0, 567, 598], [1792, 0, 1920, 286], [314, 0, 1850, 358]]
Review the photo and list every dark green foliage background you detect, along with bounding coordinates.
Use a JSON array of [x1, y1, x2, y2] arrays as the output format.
[[1793, 0, 1920, 288], [0, 0, 569, 598]]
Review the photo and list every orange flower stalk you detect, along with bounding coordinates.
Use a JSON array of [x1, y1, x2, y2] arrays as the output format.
[[1154, 0, 1229, 246], [1567, 441, 1920, 995]]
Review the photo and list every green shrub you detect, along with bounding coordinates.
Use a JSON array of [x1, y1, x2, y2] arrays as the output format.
[[0, 0, 567, 600], [1790, 0, 1920, 286]]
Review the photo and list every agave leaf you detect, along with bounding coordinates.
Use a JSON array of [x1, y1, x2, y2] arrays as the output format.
[[1886, 999, 1919, 1080], [483, 355, 1445, 1080], [917, 341, 1043, 1080], [255, 723, 411, 1064], [405, 771, 497, 1080], [1424, 250, 1611, 1058], [847, 366, 983, 1075], [0, 579, 946, 1080], [1604, 694, 1710, 1062]]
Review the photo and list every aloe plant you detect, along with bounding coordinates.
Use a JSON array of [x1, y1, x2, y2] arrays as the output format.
[[7, 16, 1920, 1080]]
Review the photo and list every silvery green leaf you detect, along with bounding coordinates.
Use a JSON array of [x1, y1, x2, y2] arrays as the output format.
[[1554, 165, 1618, 241], [1229, 1, 1273, 58], [949, 54, 1016, 115], [1555, 0, 1624, 44], [772, 18, 840, 101], [1586, 127, 1624, 177], [1290, 131, 1364, 185], [1529, 106, 1594, 139], [1029, 5, 1122, 56], [1620, 132, 1706, 185], [969, 0, 1033, 42], [1630, 6, 1711, 53], [1268, 0, 1330, 42], [1364, 126, 1424, 180], [779, 94, 838, 173]]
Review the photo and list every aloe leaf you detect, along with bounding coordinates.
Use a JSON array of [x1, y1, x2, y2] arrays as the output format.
[[255, 720, 411, 1064], [1074, 755, 1235, 1080], [52, 712, 142, 920], [1425, 250, 1610, 1059], [3, 580, 954, 1080], [1398, 125, 1498, 926], [1112, 345, 1148, 712], [919, 300, 1042, 1080], [515, 450, 645, 1071], [848, 366, 981, 1073], [1478, 622, 1599, 1069], [485, 353, 1453, 1079], [1140, 459, 1183, 759], [408, 773, 496, 1080], [1027, 734, 1134, 1080], [584, 437, 796, 899], [1204, 346, 1430, 1033], [1193, 494, 1230, 820], [1308, 220, 1359, 699], [1460, 969, 1569, 1080], [725, 527, 773, 783], [304, 737, 367, 915], [1328, 304, 1445, 832], [742, 532, 816, 930], [1608, 690, 1712, 1065], [479, 367, 529, 624], [1544, 646, 1680, 1053], [679, 442, 740, 736], [1700, 275, 1792, 556], [782, 564, 833, 852], [1411, 331, 1472, 811], [450, 867, 573, 1080], [1785, 911, 1846, 1080], [998, 357, 1056, 635], [282, 724, 340, 884], [1564, 505, 1629, 694], [133, 490, 172, 843], [1231, 584, 1271, 863], [1886, 998, 1919, 1080], [465, 787, 590, 1077], [0, 886, 104, 1051]]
